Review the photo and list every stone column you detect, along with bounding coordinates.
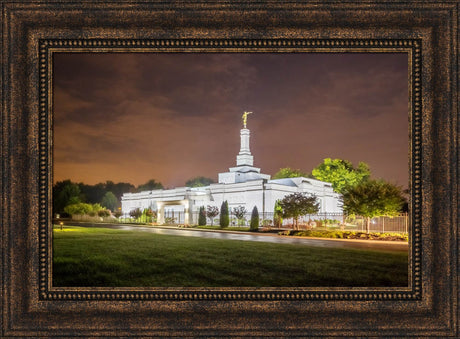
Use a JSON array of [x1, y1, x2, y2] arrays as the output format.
[[157, 202, 164, 224]]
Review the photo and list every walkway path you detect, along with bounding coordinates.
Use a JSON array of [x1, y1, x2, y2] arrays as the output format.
[[67, 223, 408, 252]]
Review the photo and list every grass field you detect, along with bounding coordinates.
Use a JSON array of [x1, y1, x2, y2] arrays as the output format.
[[53, 226, 408, 287]]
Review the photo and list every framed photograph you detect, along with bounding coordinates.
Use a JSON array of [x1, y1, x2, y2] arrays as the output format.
[[1, 1, 458, 337]]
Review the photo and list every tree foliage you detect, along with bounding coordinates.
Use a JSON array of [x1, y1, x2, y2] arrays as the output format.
[[273, 200, 283, 228], [250, 206, 259, 231], [185, 176, 215, 187], [64, 202, 103, 217], [129, 208, 143, 219], [198, 206, 207, 226], [136, 179, 163, 192], [101, 191, 118, 211], [342, 179, 406, 233], [53, 180, 82, 214], [311, 158, 370, 193], [206, 206, 219, 226], [279, 193, 320, 230], [219, 201, 230, 228], [232, 205, 247, 226], [272, 167, 310, 179]]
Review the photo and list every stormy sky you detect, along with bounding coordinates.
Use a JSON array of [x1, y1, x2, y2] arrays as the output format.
[[53, 53, 409, 188]]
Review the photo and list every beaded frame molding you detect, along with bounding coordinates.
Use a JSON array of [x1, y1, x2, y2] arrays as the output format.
[[2, 1, 458, 337], [39, 38, 421, 302]]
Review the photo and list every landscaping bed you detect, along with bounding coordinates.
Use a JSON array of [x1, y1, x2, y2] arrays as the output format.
[[278, 229, 408, 241]]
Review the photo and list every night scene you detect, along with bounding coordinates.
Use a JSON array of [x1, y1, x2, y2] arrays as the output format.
[[52, 53, 410, 287]]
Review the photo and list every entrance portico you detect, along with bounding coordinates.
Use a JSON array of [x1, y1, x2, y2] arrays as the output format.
[[156, 199, 191, 225]]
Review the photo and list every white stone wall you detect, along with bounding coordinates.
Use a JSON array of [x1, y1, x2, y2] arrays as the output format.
[[121, 177, 343, 220]]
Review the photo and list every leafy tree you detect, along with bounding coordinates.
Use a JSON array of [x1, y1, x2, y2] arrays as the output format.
[[206, 206, 219, 226], [185, 176, 215, 187], [198, 206, 207, 226], [105, 181, 136, 201], [219, 201, 229, 228], [129, 208, 142, 219], [78, 182, 106, 204], [279, 193, 320, 230], [272, 167, 310, 179], [232, 205, 247, 226], [250, 206, 259, 232], [53, 180, 82, 214], [101, 191, 118, 211], [311, 158, 370, 193], [136, 179, 163, 192], [341, 179, 406, 233], [273, 200, 283, 228]]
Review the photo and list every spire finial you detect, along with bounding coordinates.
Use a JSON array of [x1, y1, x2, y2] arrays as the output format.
[[242, 111, 253, 128]]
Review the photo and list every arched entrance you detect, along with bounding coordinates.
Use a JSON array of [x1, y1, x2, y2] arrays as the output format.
[[156, 199, 191, 225]]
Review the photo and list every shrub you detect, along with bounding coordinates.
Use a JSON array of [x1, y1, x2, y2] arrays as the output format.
[[273, 200, 283, 227], [129, 208, 142, 219], [198, 206, 206, 226], [97, 209, 111, 217], [250, 206, 259, 232], [164, 217, 176, 225], [219, 201, 229, 228]]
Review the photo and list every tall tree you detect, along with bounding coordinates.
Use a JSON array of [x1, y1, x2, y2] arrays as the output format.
[[250, 206, 259, 232], [78, 182, 106, 204], [137, 179, 163, 192], [185, 176, 215, 187], [342, 179, 406, 233], [219, 201, 229, 228], [279, 193, 320, 230], [272, 167, 310, 179], [105, 181, 136, 201], [311, 158, 370, 193], [53, 180, 82, 214], [101, 191, 118, 211], [198, 206, 207, 226], [206, 206, 219, 226]]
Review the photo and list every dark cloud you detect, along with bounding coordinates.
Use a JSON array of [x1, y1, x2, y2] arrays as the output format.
[[53, 53, 408, 188]]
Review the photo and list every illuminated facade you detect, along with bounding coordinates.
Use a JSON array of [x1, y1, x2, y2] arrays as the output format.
[[121, 125, 342, 225]]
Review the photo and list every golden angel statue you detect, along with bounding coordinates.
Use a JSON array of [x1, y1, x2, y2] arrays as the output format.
[[242, 111, 253, 128]]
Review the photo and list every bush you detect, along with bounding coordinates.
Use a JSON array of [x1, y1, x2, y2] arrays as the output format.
[[250, 206, 259, 232], [129, 208, 142, 219], [219, 201, 229, 228], [198, 206, 206, 226], [164, 217, 176, 225], [97, 209, 111, 217]]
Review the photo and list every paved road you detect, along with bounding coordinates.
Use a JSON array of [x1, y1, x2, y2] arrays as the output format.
[[69, 223, 408, 252]]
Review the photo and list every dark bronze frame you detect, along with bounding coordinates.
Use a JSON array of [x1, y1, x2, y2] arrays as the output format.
[[1, 1, 458, 337]]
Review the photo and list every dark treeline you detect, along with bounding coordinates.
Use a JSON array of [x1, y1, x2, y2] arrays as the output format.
[[53, 179, 163, 216]]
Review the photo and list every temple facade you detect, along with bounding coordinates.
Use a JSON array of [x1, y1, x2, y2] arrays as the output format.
[[121, 120, 342, 224]]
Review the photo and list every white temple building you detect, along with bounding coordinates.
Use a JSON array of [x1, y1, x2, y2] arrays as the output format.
[[121, 117, 342, 224]]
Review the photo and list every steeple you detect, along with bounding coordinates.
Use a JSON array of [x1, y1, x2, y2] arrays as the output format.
[[217, 112, 271, 184], [236, 128, 254, 166]]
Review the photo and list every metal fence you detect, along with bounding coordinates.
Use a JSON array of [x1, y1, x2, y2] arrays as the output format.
[[114, 210, 409, 234]]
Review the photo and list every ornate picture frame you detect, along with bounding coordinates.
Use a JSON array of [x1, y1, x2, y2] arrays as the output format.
[[1, 1, 458, 337]]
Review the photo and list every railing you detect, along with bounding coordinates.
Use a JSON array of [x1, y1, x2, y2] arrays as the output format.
[[84, 210, 409, 234]]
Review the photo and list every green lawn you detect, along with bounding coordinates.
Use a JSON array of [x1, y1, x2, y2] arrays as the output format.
[[53, 226, 408, 287]]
